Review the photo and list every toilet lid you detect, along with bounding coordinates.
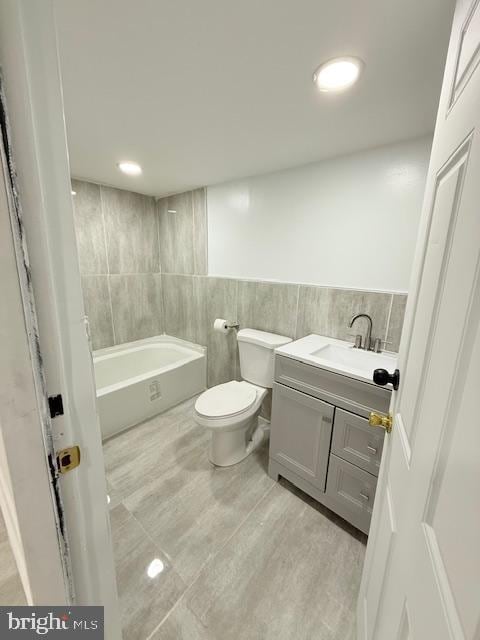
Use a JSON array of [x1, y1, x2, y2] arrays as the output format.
[[195, 381, 257, 418]]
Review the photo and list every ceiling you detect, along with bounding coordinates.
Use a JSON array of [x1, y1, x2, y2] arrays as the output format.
[[54, 0, 455, 197]]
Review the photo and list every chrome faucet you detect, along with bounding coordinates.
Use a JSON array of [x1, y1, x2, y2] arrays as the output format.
[[349, 313, 373, 351]]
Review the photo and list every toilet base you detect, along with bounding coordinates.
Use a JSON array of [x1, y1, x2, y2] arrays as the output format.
[[208, 415, 268, 467]]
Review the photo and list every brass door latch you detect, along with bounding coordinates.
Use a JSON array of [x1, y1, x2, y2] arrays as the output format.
[[56, 445, 81, 474], [369, 412, 393, 434]]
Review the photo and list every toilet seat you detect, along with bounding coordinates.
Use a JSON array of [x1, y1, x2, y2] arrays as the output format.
[[195, 381, 257, 419]]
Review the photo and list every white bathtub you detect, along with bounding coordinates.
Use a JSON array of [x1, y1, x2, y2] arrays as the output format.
[[94, 335, 206, 439]]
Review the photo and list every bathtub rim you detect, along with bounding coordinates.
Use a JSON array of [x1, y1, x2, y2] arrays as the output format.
[[93, 334, 206, 397]]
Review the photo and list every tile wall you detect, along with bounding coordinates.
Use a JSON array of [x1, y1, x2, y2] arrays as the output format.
[[72, 180, 207, 350], [161, 274, 407, 387], [72, 179, 164, 349], [73, 180, 407, 387]]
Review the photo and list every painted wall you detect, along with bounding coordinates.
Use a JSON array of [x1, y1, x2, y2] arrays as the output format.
[[207, 137, 431, 292], [73, 135, 421, 388]]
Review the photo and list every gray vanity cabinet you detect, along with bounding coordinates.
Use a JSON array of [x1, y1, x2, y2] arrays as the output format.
[[270, 384, 334, 491], [269, 354, 390, 534]]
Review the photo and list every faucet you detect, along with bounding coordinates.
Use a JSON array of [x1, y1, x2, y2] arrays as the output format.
[[349, 313, 373, 351]]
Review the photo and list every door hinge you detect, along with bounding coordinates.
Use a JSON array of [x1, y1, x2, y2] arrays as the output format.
[[48, 394, 64, 418], [56, 445, 81, 474], [369, 412, 393, 434]]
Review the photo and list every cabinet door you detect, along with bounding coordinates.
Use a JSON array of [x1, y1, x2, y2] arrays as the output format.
[[270, 383, 334, 491], [325, 454, 377, 535], [331, 408, 384, 476]]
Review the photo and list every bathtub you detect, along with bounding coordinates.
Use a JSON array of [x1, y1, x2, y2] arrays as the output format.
[[94, 335, 206, 439]]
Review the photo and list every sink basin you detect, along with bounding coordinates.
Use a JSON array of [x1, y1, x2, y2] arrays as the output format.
[[311, 344, 395, 375], [275, 334, 398, 385], [309, 343, 397, 382]]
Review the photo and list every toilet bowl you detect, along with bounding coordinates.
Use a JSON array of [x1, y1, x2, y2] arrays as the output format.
[[194, 381, 267, 466], [194, 328, 292, 466]]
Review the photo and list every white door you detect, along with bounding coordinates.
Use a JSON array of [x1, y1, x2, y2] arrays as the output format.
[[0, 1, 121, 637], [358, 0, 480, 637]]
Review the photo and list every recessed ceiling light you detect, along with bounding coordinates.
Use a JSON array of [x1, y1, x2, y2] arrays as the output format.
[[117, 161, 142, 176], [313, 57, 363, 92], [71, 190, 77, 196]]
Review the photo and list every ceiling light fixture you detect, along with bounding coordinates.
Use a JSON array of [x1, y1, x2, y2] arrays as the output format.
[[71, 190, 77, 196], [117, 161, 142, 176], [313, 56, 363, 92]]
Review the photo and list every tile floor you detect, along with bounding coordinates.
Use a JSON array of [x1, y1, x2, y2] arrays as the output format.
[[104, 396, 367, 640], [0, 512, 26, 605]]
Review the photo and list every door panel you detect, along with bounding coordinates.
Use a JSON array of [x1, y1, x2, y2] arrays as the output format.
[[357, 0, 480, 637], [363, 483, 396, 639], [450, 0, 480, 105], [398, 138, 470, 445]]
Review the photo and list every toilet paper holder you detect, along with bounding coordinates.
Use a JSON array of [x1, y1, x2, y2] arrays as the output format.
[[213, 318, 240, 334]]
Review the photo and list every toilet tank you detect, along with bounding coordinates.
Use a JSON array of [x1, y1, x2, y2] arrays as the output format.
[[237, 329, 292, 387]]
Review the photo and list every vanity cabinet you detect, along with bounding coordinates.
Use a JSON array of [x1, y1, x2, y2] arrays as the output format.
[[269, 355, 391, 534], [269, 384, 333, 492]]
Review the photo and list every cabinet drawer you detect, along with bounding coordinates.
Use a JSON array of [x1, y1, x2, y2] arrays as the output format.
[[270, 383, 334, 492], [325, 454, 377, 534], [332, 408, 384, 476], [274, 355, 390, 418]]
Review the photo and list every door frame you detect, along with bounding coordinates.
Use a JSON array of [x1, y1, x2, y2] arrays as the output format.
[[0, 1, 121, 636], [0, 81, 69, 607]]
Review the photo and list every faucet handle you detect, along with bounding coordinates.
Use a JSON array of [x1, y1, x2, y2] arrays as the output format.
[[347, 333, 363, 349], [372, 338, 393, 353]]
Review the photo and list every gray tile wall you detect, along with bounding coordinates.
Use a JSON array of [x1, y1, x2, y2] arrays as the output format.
[[72, 179, 163, 349], [162, 274, 407, 388], [73, 180, 407, 386], [157, 189, 207, 275]]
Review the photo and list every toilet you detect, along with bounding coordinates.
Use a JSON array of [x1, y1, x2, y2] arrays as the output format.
[[194, 328, 292, 466]]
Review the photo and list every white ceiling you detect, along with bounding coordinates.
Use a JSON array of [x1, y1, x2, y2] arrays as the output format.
[[54, 0, 454, 197]]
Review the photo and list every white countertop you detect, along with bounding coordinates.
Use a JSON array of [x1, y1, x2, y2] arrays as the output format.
[[275, 334, 398, 386]]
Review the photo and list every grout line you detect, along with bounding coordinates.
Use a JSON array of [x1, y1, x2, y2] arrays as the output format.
[[384, 294, 394, 343], [99, 186, 116, 345], [156, 198, 162, 275], [234, 278, 239, 379], [123, 503, 180, 578], [204, 188, 209, 276], [191, 191, 196, 274], [185, 480, 275, 585], [144, 480, 277, 640], [156, 201, 166, 333], [293, 284, 300, 339]]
